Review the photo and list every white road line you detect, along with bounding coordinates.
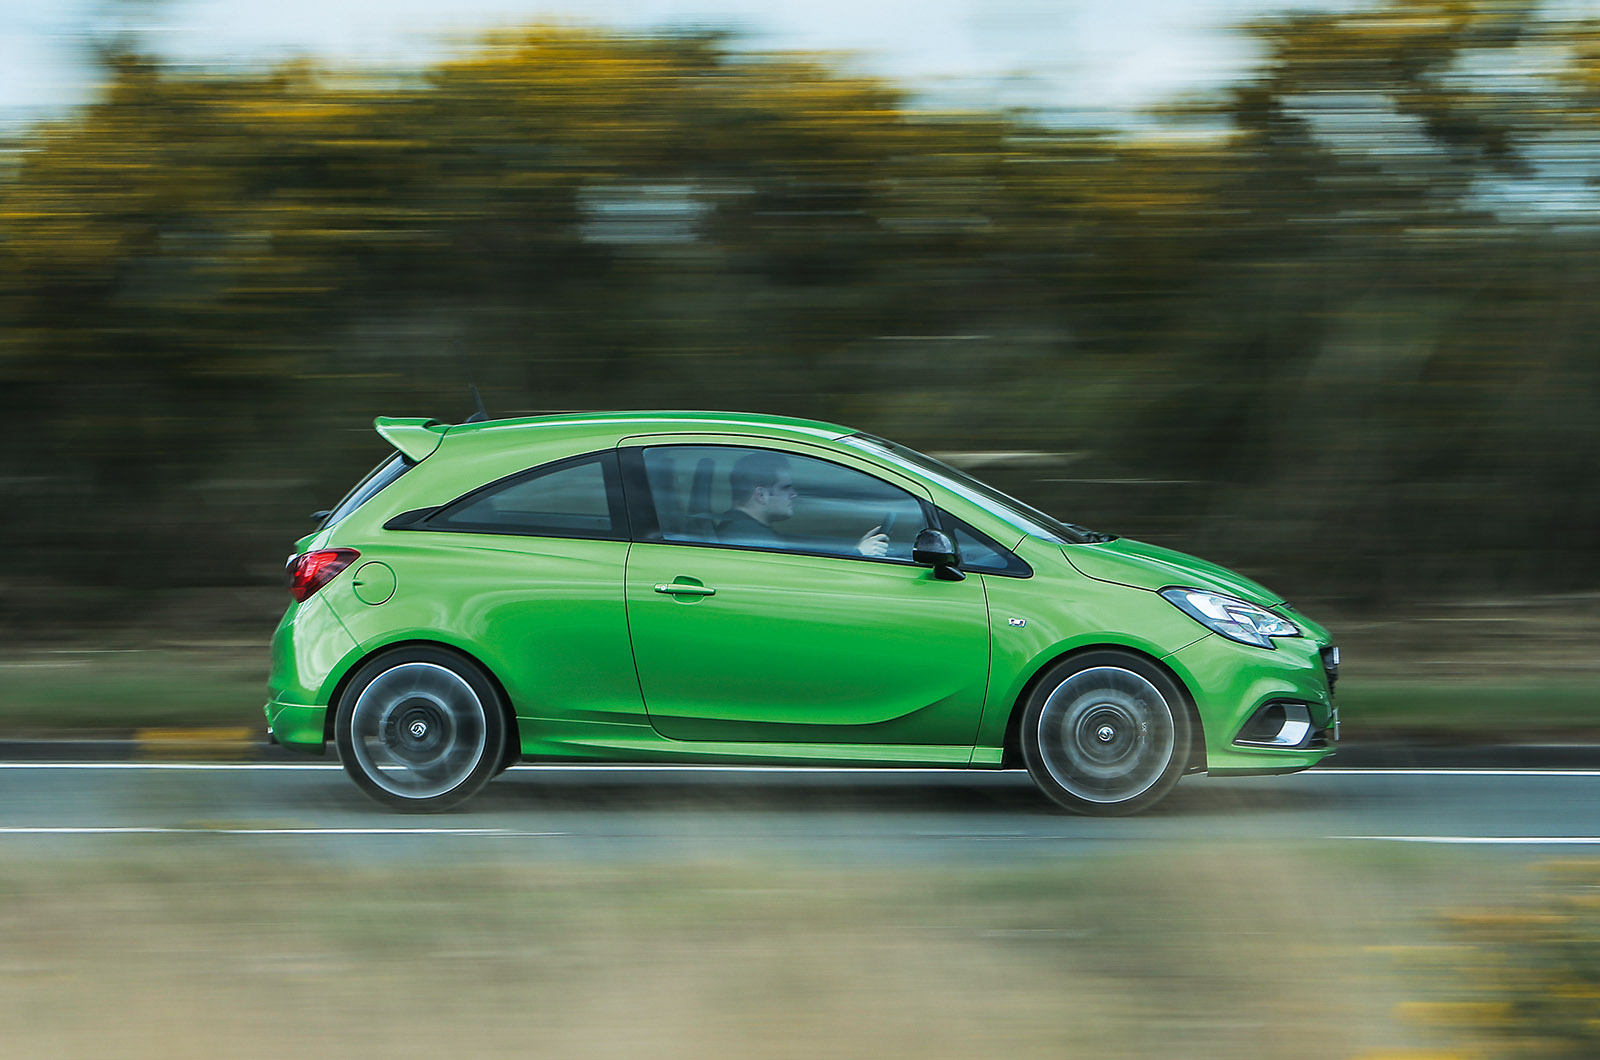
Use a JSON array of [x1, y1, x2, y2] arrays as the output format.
[[0, 762, 1595, 778], [1335, 835, 1600, 845], [6, 827, 1596, 845], [0, 762, 340, 770], [1312, 769, 1600, 777], [0, 826, 565, 837], [0, 762, 983, 774]]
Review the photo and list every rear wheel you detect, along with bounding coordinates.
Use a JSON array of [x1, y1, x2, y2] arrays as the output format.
[[493, 723, 521, 777], [1021, 650, 1191, 816], [334, 647, 505, 812]]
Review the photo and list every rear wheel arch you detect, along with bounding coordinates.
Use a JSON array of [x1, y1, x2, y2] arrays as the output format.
[[332, 642, 525, 811], [324, 639, 519, 755]]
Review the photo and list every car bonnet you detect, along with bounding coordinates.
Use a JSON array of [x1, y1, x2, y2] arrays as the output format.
[[1061, 538, 1284, 607]]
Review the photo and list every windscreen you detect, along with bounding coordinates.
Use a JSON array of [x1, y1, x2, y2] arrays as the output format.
[[842, 434, 1110, 545]]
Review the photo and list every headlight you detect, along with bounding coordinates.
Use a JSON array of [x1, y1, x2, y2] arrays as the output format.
[[1160, 588, 1300, 649]]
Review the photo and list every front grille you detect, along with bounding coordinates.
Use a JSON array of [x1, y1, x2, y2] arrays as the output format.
[[1320, 645, 1340, 693]]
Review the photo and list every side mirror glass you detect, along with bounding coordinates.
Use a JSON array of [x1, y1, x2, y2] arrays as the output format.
[[913, 528, 966, 581]]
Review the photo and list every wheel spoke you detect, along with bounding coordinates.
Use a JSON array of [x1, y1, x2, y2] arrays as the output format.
[[1035, 666, 1176, 804], [347, 662, 488, 799]]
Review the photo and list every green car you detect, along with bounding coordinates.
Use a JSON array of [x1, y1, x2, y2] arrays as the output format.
[[268, 411, 1338, 815]]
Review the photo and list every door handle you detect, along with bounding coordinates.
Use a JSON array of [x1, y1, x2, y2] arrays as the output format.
[[654, 582, 716, 597]]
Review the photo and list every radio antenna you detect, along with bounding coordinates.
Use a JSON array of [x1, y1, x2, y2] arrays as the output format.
[[456, 346, 489, 423]]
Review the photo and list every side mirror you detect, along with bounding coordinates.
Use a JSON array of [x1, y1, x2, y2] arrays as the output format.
[[913, 528, 966, 581]]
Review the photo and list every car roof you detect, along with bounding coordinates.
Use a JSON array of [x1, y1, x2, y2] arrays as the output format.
[[375, 410, 854, 462], [456, 410, 850, 437]]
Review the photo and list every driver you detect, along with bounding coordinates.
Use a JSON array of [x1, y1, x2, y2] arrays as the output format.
[[717, 451, 889, 557]]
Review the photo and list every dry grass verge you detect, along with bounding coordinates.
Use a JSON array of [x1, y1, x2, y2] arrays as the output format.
[[0, 841, 1520, 1059]]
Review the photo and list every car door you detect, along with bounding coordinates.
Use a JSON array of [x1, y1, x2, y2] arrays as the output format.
[[620, 441, 991, 746]]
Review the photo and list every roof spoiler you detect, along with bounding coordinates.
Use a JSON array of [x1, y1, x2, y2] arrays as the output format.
[[374, 417, 449, 462]]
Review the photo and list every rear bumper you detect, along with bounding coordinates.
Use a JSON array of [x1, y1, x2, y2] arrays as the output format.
[[264, 700, 327, 754], [265, 592, 356, 755]]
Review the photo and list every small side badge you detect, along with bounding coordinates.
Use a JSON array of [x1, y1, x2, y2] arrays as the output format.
[[1008, 618, 1027, 627]]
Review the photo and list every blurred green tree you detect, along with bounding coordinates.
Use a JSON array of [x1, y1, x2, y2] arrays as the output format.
[[1, 5, 1598, 625]]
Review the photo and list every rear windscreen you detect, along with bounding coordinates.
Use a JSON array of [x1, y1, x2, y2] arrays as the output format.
[[321, 452, 413, 529]]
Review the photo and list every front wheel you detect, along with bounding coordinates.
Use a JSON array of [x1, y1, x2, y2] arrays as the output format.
[[1021, 651, 1192, 816], [334, 647, 506, 812]]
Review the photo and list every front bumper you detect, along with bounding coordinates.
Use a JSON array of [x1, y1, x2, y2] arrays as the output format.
[[1164, 633, 1338, 776]]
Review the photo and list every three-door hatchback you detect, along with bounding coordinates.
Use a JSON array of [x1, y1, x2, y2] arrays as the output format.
[[268, 411, 1338, 814]]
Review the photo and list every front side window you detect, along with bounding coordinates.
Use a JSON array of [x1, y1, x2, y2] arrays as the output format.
[[426, 453, 625, 540], [638, 445, 927, 561]]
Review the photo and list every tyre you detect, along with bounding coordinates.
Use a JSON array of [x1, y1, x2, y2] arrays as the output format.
[[334, 647, 507, 812], [493, 725, 522, 777], [1020, 650, 1192, 816]]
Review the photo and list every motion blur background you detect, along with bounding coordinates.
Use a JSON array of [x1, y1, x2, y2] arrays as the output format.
[[5, 7, 1600, 1060], [3, 0, 1599, 646]]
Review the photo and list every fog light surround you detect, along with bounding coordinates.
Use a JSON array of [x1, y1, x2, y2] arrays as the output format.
[[1234, 701, 1315, 749]]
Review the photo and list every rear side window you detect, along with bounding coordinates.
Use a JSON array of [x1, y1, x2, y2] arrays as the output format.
[[322, 453, 413, 528], [425, 453, 627, 540]]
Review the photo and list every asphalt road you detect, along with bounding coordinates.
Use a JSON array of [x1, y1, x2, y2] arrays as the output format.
[[1, 762, 1597, 862]]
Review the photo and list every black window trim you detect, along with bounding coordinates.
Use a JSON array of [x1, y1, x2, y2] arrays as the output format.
[[618, 443, 941, 568], [939, 510, 1034, 578], [391, 449, 629, 543], [323, 452, 415, 530]]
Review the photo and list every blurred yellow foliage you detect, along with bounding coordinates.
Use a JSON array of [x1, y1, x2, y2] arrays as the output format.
[[1388, 859, 1600, 1058], [3, 2, 1600, 612]]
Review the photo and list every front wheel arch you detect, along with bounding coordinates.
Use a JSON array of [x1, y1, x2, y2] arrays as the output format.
[[1003, 646, 1205, 773]]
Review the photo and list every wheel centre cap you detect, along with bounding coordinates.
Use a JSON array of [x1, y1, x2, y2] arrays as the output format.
[[409, 719, 429, 739], [1096, 724, 1117, 743]]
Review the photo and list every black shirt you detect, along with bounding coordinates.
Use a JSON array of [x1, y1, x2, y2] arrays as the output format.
[[715, 509, 783, 548]]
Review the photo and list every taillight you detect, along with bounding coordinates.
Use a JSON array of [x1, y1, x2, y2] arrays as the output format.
[[288, 549, 360, 602]]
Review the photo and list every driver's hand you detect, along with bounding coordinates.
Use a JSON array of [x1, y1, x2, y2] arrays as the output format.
[[857, 526, 890, 558]]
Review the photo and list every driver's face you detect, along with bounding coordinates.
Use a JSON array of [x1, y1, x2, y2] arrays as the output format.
[[759, 474, 797, 521]]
